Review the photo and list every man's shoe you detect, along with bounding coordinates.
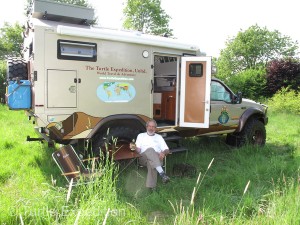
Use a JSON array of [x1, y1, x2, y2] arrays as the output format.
[[160, 172, 170, 184], [149, 187, 157, 192]]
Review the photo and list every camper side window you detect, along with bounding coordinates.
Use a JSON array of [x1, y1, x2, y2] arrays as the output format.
[[57, 40, 97, 62]]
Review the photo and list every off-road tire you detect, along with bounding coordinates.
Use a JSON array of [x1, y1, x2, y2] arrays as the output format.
[[227, 118, 266, 147], [7, 58, 28, 81], [92, 127, 139, 156], [238, 118, 266, 146]]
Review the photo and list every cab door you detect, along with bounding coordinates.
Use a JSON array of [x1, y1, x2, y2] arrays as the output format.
[[179, 57, 211, 128]]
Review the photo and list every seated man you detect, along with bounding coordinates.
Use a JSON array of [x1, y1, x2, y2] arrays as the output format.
[[131, 119, 170, 190]]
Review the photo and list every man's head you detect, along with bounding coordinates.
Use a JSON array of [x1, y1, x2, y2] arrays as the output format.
[[146, 119, 157, 136]]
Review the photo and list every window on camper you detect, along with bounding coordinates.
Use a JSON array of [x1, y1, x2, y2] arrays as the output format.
[[57, 40, 97, 61], [189, 63, 203, 77]]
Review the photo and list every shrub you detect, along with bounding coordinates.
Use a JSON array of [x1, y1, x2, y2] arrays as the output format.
[[268, 87, 300, 114], [266, 58, 300, 96], [0, 61, 6, 103], [224, 68, 267, 100]]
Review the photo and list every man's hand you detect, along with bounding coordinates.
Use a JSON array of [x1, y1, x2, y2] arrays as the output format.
[[159, 152, 165, 160], [129, 142, 136, 151]]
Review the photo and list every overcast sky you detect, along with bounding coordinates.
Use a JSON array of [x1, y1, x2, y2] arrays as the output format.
[[0, 0, 299, 57]]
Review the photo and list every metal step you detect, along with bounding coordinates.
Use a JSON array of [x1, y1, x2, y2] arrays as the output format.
[[169, 146, 188, 153], [164, 135, 182, 142]]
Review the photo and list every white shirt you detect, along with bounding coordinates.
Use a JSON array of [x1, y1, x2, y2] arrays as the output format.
[[135, 132, 169, 154]]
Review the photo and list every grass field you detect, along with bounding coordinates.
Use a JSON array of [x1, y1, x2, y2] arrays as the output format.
[[0, 104, 299, 224]]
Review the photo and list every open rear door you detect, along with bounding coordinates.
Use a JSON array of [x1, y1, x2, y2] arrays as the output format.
[[179, 57, 211, 128]]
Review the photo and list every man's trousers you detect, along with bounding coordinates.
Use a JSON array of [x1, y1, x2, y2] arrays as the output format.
[[139, 148, 162, 188]]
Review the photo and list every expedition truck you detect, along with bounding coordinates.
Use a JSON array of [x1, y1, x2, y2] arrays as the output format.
[[6, 0, 268, 156]]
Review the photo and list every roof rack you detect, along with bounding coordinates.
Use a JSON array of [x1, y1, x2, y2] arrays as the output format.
[[29, 0, 95, 25]]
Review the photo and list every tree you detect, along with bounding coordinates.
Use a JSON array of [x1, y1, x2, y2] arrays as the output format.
[[123, 0, 173, 36], [0, 23, 23, 103], [0, 23, 23, 60], [266, 58, 300, 96], [0, 61, 6, 103], [225, 68, 267, 100], [216, 25, 298, 80]]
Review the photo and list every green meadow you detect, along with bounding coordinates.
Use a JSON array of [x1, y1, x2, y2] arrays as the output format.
[[0, 104, 299, 224]]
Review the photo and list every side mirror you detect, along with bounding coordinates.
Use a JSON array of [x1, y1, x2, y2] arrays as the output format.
[[233, 91, 242, 104]]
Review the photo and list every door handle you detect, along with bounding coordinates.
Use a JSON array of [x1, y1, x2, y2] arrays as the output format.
[[167, 96, 174, 102], [74, 78, 81, 83]]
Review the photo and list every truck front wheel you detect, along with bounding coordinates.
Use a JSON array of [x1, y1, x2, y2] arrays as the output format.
[[227, 118, 266, 147], [239, 118, 266, 146]]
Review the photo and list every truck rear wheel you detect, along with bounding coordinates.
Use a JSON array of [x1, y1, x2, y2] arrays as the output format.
[[7, 58, 28, 80], [92, 127, 139, 156]]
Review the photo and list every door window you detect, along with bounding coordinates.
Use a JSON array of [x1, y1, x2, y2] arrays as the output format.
[[189, 63, 203, 77]]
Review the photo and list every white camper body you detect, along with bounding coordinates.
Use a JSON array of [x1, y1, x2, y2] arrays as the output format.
[[7, 1, 268, 153], [27, 19, 210, 128], [8, 0, 211, 152]]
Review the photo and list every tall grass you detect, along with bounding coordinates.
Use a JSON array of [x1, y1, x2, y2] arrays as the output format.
[[117, 109, 300, 224], [0, 105, 146, 224], [1, 103, 300, 224], [169, 158, 215, 224]]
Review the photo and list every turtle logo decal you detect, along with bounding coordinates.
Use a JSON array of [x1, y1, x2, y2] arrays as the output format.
[[218, 106, 229, 124]]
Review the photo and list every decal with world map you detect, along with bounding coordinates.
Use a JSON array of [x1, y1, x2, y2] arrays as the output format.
[[97, 82, 136, 102]]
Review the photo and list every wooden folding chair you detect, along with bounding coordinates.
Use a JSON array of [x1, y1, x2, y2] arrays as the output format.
[[52, 145, 101, 185]]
